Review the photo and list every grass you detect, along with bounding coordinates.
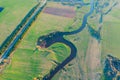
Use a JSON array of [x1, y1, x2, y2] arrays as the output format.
[[101, 20, 120, 58], [0, 48, 49, 80], [101, 4, 120, 60], [52, 28, 90, 80], [99, 4, 120, 80], [53, 1, 120, 80], [0, 2, 75, 80], [48, 43, 70, 62], [0, 0, 37, 44], [1, 1, 119, 80]]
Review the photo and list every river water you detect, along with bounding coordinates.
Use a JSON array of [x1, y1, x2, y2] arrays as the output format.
[[38, 0, 95, 80]]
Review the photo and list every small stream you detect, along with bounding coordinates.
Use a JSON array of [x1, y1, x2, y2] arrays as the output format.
[[37, 0, 95, 80]]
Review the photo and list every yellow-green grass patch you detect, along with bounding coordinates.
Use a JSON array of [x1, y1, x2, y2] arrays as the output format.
[[0, 0, 37, 44]]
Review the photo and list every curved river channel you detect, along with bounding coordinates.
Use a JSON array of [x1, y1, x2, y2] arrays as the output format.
[[37, 0, 95, 79]]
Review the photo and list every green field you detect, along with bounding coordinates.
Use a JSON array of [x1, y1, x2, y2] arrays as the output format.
[[0, 2, 75, 80], [0, 0, 37, 44], [101, 5, 120, 58], [53, 2, 120, 80], [0, 1, 120, 80], [0, 1, 94, 80]]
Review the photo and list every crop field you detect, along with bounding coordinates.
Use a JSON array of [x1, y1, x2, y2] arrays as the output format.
[[43, 7, 76, 18], [0, 0, 37, 44]]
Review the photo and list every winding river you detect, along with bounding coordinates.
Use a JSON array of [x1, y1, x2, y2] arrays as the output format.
[[37, 0, 95, 80]]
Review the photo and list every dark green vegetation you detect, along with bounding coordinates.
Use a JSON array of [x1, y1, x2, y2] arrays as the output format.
[[104, 55, 120, 80], [0, 7, 4, 12], [87, 24, 101, 41]]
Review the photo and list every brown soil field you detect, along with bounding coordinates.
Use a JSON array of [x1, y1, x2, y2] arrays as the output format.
[[43, 7, 76, 18]]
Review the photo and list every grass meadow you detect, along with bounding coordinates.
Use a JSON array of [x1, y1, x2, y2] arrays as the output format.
[[0, 0, 37, 44], [101, 5, 120, 59], [0, 1, 120, 80], [0, 2, 75, 80]]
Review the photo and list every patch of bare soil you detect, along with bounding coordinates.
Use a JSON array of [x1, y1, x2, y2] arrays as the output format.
[[43, 7, 76, 18], [0, 58, 11, 73], [85, 37, 101, 80]]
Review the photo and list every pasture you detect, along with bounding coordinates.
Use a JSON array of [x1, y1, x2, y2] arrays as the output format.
[[0, 2, 75, 80], [0, 0, 37, 44], [0, 7, 4, 12], [0, 0, 119, 80]]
